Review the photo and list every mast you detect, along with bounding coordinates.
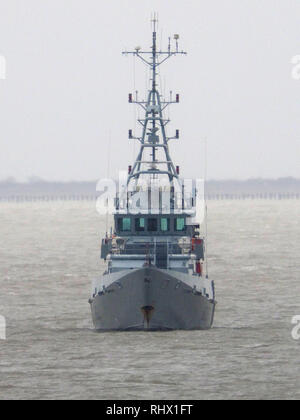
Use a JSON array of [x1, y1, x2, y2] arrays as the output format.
[[123, 16, 187, 187]]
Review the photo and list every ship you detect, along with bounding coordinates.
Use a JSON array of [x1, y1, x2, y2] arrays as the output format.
[[89, 18, 216, 331]]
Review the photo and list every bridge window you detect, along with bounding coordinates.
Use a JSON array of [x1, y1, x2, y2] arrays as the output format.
[[175, 217, 185, 231], [160, 217, 170, 232], [118, 217, 131, 232], [135, 217, 145, 232], [147, 218, 158, 232]]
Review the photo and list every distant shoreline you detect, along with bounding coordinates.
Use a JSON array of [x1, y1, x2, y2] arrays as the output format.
[[0, 178, 299, 201]]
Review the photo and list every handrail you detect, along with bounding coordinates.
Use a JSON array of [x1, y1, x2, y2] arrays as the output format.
[[110, 239, 192, 256]]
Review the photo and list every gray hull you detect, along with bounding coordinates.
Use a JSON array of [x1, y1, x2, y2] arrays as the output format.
[[90, 267, 215, 331]]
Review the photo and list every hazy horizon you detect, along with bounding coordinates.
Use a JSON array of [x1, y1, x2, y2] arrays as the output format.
[[1, 175, 300, 184], [0, 0, 299, 181]]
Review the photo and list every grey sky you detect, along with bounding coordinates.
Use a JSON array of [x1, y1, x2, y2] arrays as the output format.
[[0, 0, 299, 181]]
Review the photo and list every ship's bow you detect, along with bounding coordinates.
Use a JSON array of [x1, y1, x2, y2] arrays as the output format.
[[90, 267, 215, 331]]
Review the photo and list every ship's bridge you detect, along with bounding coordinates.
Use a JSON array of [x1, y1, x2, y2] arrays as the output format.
[[100, 213, 204, 274], [114, 213, 196, 237]]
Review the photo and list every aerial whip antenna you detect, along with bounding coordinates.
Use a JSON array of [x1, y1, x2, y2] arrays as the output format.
[[105, 130, 111, 236], [204, 138, 209, 279]]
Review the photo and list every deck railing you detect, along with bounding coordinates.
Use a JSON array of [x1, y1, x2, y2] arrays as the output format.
[[110, 238, 192, 257]]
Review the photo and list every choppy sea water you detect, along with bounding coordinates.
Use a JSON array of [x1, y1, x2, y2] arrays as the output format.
[[0, 200, 299, 400]]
